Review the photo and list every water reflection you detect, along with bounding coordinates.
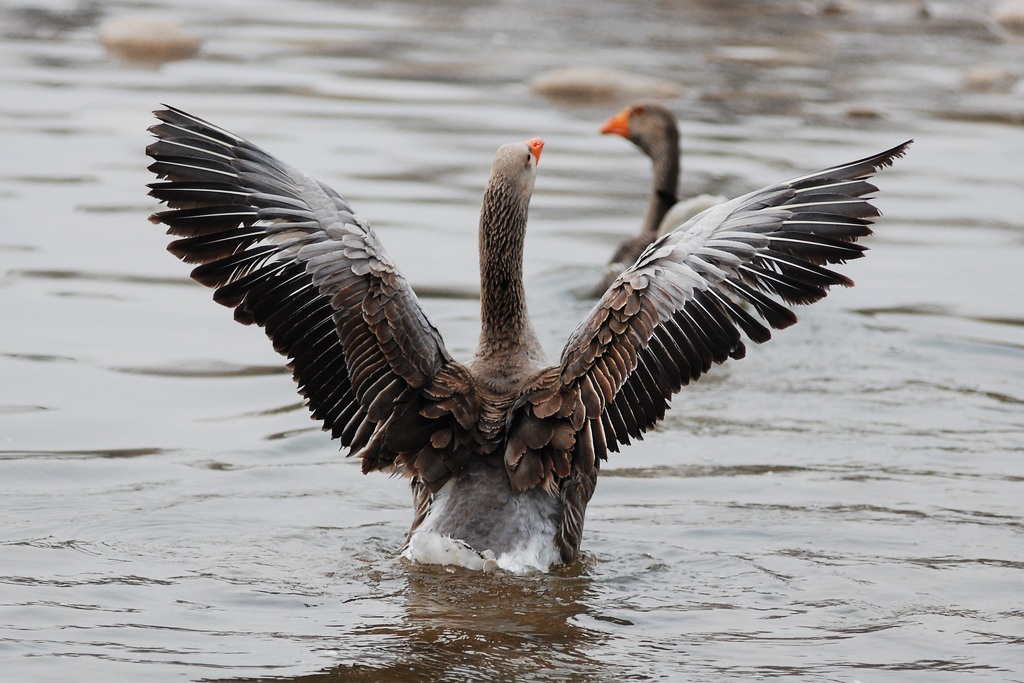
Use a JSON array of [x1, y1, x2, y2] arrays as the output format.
[[214, 566, 609, 683], [111, 360, 289, 378], [2, 2, 101, 40], [9, 268, 189, 287], [0, 447, 166, 460]]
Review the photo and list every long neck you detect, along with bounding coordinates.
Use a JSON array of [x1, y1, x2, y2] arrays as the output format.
[[475, 182, 543, 371], [640, 129, 680, 236]]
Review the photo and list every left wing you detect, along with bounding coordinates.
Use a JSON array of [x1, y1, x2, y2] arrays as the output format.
[[147, 106, 476, 491]]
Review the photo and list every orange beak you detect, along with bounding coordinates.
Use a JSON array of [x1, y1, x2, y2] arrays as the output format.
[[527, 137, 544, 164], [600, 106, 632, 137]]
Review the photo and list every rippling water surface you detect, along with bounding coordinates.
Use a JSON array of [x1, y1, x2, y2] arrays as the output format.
[[2, 0, 1022, 681]]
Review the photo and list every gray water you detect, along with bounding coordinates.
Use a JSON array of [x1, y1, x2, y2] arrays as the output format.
[[1, 0, 1022, 681]]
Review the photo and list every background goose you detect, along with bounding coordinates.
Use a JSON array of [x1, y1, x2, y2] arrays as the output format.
[[146, 106, 909, 572], [597, 101, 726, 293]]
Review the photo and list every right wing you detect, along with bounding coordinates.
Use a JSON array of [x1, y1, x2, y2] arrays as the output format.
[[563, 140, 912, 450], [504, 141, 911, 538], [147, 106, 476, 489]]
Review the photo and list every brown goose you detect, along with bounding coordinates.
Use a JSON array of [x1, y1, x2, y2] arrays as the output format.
[[596, 101, 725, 292], [146, 106, 910, 572]]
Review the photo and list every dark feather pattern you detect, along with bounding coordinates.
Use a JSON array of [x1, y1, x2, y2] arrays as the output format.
[[146, 106, 465, 498], [146, 104, 908, 568], [554, 139, 911, 454]]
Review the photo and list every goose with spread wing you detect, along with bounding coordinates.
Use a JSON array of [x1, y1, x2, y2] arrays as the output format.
[[146, 106, 909, 572], [596, 101, 726, 292]]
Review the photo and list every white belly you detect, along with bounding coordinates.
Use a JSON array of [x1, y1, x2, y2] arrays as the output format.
[[401, 467, 563, 573]]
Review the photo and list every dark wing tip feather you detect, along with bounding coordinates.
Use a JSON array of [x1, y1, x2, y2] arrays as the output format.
[[146, 106, 464, 497], [150, 106, 244, 146], [560, 140, 910, 456], [792, 139, 912, 187]]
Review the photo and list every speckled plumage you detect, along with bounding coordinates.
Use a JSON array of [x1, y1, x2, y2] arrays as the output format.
[[147, 105, 909, 571]]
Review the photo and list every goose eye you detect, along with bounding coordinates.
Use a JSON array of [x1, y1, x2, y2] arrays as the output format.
[[633, 105, 646, 116]]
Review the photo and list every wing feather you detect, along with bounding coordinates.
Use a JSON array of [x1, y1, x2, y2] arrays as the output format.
[[147, 106, 477, 488], [563, 140, 912, 448], [503, 140, 910, 519]]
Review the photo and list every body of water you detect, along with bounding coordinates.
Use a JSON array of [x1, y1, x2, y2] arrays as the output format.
[[1, 0, 1022, 681]]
